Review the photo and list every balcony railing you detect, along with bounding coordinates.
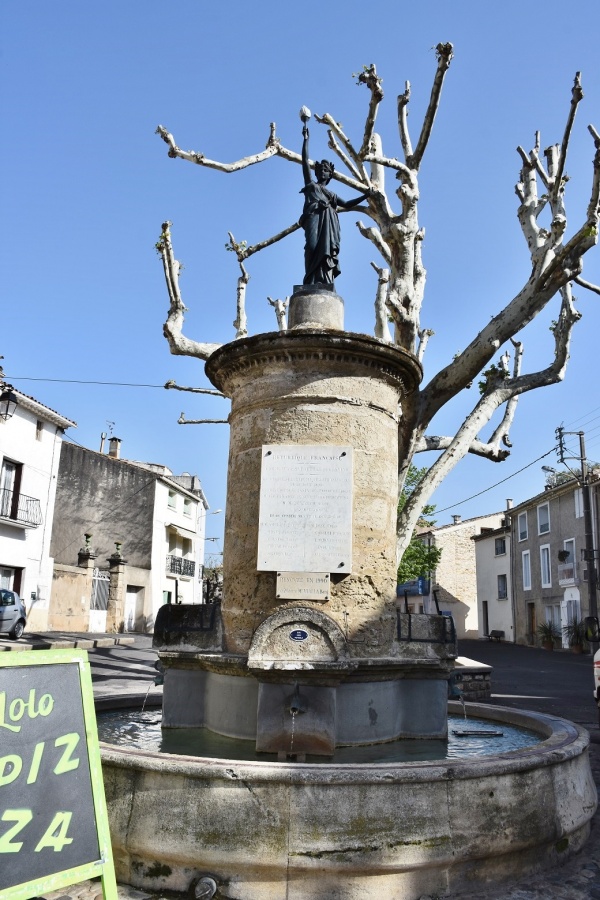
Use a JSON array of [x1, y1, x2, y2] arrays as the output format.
[[558, 561, 579, 585], [166, 555, 196, 578], [0, 488, 42, 527]]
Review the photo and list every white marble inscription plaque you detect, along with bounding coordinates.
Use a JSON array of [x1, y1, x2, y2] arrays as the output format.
[[257, 445, 353, 573], [276, 572, 330, 601]]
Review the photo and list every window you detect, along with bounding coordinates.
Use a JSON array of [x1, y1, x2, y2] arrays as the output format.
[[183, 497, 193, 517], [497, 574, 508, 599], [540, 544, 551, 588], [168, 490, 177, 509], [522, 551, 531, 590], [518, 512, 528, 541], [0, 459, 22, 519], [35, 420, 43, 441], [495, 537, 506, 556], [537, 503, 550, 535], [563, 538, 575, 562], [574, 488, 584, 519]]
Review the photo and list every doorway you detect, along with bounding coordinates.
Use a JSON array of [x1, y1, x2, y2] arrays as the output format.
[[124, 585, 145, 632], [481, 600, 489, 637]]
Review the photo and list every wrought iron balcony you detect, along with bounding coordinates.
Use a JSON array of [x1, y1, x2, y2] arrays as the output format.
[[166, 555, 196, 577], [0, 488, 42, 527]]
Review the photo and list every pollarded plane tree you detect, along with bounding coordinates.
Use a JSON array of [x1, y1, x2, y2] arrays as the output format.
[[155, 44, 600, 565]]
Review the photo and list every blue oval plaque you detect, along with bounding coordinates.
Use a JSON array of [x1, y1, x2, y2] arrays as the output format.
[[290, 629, 309, 642]]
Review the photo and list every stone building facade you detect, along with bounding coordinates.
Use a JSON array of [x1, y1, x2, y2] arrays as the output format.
[[50, 440, 209, 632], [419, 511, 508, 638], [510, 474, 599, 646]]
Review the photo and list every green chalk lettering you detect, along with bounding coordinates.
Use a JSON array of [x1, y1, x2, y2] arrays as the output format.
[[53, 732, 80, 775], [0, 689, 54, 733], [34, 811, 74, 852], [0, 754, 22, 787], [26, 741, 45, 785], [0, 692, 20, 733], [0, 809, 33, 853]]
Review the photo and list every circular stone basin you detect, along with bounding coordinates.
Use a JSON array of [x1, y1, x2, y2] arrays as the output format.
[[98, 710, 539, 762], [99, 698, 597, 899]]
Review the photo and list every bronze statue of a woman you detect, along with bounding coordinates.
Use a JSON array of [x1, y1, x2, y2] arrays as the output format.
[[300, 117, 370, 286]]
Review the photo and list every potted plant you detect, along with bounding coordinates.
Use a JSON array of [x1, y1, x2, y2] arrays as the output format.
[[536, 620, 561, 650], [562, 616, 588, 654]]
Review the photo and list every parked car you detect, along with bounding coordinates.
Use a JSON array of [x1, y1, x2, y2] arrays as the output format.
[[0, 589, 27, 639]]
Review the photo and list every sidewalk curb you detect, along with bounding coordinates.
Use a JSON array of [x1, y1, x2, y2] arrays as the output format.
[[0, 635, 136, 652]]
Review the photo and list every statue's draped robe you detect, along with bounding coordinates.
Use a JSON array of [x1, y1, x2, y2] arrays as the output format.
[[300, 183, 341, 285]]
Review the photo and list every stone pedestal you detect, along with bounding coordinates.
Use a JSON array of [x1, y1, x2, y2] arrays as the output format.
[[205, 330, 422, 655], [156, 322, 458, 754]]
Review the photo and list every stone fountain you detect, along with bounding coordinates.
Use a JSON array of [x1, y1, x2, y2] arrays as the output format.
[[99, 106, 597, 898], [100, 288, 597, 898]]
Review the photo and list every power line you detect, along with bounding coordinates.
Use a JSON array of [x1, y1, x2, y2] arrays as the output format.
[[12, 377, 167, 389], [434, 447, 558, 514]]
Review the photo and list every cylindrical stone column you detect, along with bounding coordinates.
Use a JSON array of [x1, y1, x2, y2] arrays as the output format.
[[205, 330, 422, 656]]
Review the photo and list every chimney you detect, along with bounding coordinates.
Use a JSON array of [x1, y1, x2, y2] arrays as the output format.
[[506, 498, 513, 510], [108, 437, 122, 459], [452, 514, 461, 525]]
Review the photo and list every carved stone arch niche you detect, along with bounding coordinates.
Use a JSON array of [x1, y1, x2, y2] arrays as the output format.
[[247, 605, 347, 669]]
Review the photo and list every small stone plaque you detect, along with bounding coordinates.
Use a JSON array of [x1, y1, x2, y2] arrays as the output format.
[[257, 445, 353, 573], [276, 572, 330, 601]]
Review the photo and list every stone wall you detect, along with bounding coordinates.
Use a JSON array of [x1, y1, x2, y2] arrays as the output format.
[[49, 563, 93, 631]]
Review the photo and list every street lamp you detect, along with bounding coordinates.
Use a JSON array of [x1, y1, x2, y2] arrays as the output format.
[[0, 385, 18, 422]]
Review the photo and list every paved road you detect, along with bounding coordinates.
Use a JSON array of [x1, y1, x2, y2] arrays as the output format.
[[16, 635, 600, 898], [459, 638, 599, 730]]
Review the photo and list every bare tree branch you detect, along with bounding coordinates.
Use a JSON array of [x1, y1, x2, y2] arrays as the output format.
[[552, 73, 584, 207], [416, 327, 434, 363], [178, 414, 229, 425], [408, 42, 453, 170], [157, 222, 222, 361], [356, 221, 392, 264], [314, 112, 369, 183], [397, 81, 413, 160], [370, 262, 392, 341], [354, 64, 384, 159], [574, 275, 600, 295], [268, 296, 289, 331], [156, 123, 281, 171], [165, 380, 224, 397]]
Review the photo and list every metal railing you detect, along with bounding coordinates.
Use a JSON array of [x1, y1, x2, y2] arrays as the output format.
[[0, 488, 42, 526], [166, 555, 196, 577]]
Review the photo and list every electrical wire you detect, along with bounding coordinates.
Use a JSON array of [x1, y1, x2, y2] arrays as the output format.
[[433, 447, 558, 514], [11, 377, 168, 388]]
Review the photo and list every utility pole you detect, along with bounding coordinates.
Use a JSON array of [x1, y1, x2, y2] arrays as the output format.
[[556, 427, 598, 618]]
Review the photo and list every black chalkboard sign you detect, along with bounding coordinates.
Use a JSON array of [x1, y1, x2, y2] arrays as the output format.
[[0, 649, 117, 900]]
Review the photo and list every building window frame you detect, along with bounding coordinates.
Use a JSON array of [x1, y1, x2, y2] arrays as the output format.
[[497, 573, 508, 600], [522, 550, 531, 590], [540, 543, 552, 588], [537, 502, 550, 535], [518, 511, 528, 542]]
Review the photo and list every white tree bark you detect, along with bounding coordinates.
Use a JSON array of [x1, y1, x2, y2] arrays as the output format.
[[156, 57, 599, 563], [268, 297, 289, 331], [156, 222, 222, 361]]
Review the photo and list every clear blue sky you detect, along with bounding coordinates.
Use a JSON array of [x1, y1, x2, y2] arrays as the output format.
[[2, 1, 599, 552]]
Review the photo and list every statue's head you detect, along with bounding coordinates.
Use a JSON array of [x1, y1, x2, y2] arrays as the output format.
[[315, 159, 335, 184]]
